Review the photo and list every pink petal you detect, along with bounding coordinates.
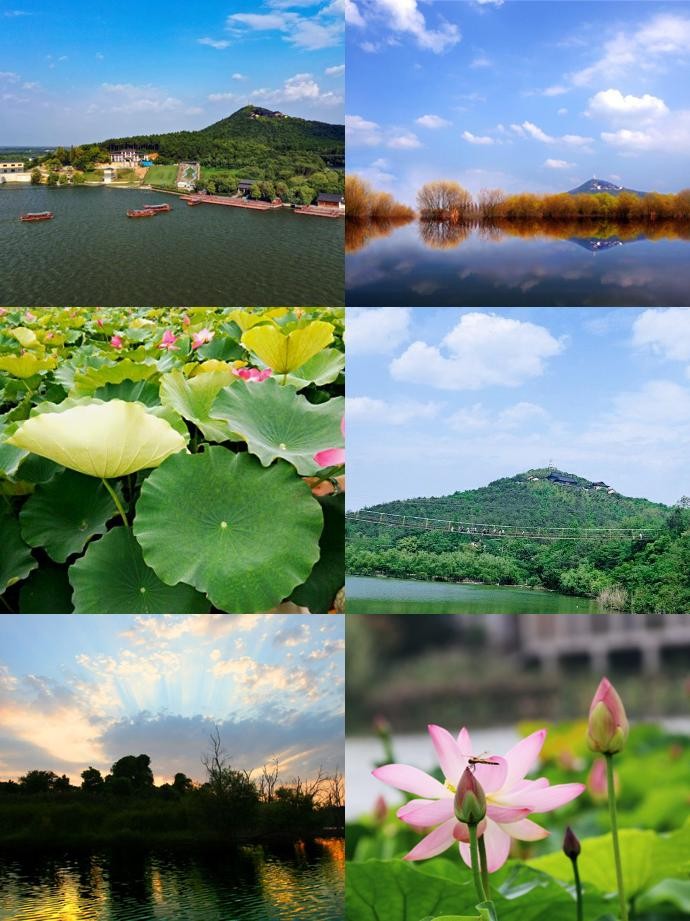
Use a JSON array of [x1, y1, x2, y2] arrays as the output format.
[[502, 818, 550, 842], [503, 729, 546, 790], [501, 781, 584, 813], [470, 755, 508, 793], [486, 804, 531, 823], [457, 727, 472, 755], [428, 724, 466, 784], [459, 819, 512, 873], [314, 447, 345, 466], [398, 797, 455, 827], [404, 816, 457, 861], [372, 764, 449, 799]]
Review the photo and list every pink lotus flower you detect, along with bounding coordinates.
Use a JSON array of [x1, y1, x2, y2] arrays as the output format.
[[97, 318, 104, 328], [373, 725, 584, 872], [0, 308, 7, 316], [587, 678, 629, 755], [182, 313, 191, 327], [314, 417, 345, 467], [110, 335, 123, 349], [587, 757, 618, 803], [191, 328, 214, 350], [158, 329, 179, 351], [232, 366, 272, 382], [24, 311, 36, 323]]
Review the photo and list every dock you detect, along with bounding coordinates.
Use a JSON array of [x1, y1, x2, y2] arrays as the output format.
[[180, 195, 283, 211], [294, 206, 344, 219]]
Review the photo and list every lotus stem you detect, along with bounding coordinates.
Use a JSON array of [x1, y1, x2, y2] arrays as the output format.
[[572, 855, 583, 921], [478, 834, 490, 898], [102, 478, 129, 528], [605, 754, 628, 921], [468, 823, 487, 904]]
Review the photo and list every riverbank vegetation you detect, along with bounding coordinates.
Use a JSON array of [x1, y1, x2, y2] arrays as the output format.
[[344, 176, 415, 252], [0, 734, 343, 848], [346, 471, 690, 613], [0, 307, 344, 614]]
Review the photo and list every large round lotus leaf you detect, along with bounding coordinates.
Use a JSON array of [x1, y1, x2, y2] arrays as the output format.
[[19, 565, 74, 613], [20, 469, 119, 562], [291, 493, 343, 613], [211, 378, 344, 475], [7, 400, 186, 478], [241, 321, 334, 374], [133, 448, 323, 613], [72, 360, 159, 395], [160, 369, 238, 442], [284, 348, 345, 389], [0, 508, 37, 594], [0, 354, 57, 378], [69, 527, 210, 614]]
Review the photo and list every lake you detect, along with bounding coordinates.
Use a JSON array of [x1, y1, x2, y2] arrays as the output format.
[[0, 187, 343, 307], [346, 576, 605, 613], [346, 221, 690, 306], [0, 840, 344, 921]]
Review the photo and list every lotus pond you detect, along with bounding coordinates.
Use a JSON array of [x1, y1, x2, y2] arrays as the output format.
[[346, 719, 690, 921], [0, 307, 344, 614]]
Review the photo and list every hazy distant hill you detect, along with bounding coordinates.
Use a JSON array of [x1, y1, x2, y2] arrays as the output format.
[[567, 178, 646, 197]]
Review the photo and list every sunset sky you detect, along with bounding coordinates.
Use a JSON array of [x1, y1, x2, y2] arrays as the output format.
[[347, 1, 690, 201], [1, 0, 344, 143], [0, 614, 344, 786], [348, 307, 690, 508]]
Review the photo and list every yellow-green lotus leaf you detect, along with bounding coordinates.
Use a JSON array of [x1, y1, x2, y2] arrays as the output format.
[[190, 359, 246, 377], [11, 327, 38, 348], [228, 308, 288, 331], [241, 321, 334, 374], [0, 354, 57, 378], [7, 400, 186, 478]]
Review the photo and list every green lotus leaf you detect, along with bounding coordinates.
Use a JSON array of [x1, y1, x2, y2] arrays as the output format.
[[284, 348, 345, 389], [133, 448, 323, 613], [93, 379, 161, 406], [0, 354, 57, 378], [241, 321, 334, 373], [211, 378, 344, 475], [71, 359, 159, 395], [69, 526, 210, 614], [19, 565, 74, 613], [291, 493, 344, 613], [10, 326, 38, 348], [0, 507, 37, 594], [160, 369, 238, 442], [19, 469, 119, 562], [7, 399, 187, 478]]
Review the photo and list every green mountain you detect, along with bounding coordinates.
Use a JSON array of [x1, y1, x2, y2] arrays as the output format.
[[347, 471, 690, 614]]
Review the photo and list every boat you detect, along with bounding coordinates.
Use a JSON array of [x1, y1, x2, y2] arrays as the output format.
[[19, 211, 54, 222], [143, 203, 172, 212], [127, 209, 156, 218]]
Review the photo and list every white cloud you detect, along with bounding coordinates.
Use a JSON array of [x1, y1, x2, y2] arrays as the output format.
[[232, 72, 248, 80], [347, 307, 411, 353], [325, 64, 345, 75], [544, 158, 574, 169], [557, 107, 568, 116], [512, 120, 593, 148], [387, 132, 422, 149], [587, 88, 668, 120], [346, 113, 382, 145], [99, 83, 201, 115], [390, 313, 566, 391], [470, 55, 491, 69], [448, 401, 548, 431], [251, 72, 341, 106], [226, 3, 343, 51], [601, 110, 690, 153], [583, 380, 690, 451], [462, 130, 494, 145], [542, 85, 569, 97], [632, 309, 690, 366], [362, 0, 460, 53], [348, 396, 441, 425], [346, 0, 365, 26], [416, 114, 451, 129], [208, 92, 238, 102], [198, 37, 230, 49]]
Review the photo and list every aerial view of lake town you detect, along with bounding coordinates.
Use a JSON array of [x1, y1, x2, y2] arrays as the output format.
[[346, 0, 690, 306], [0, 0, 345, 305]]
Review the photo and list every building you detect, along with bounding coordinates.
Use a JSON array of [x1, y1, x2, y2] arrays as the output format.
[[0, 162, 31, 183], [316, 193, 345, 210], [237, 180, 258, 196], [103, 167, 115, 184], [547, 472, 579, 487], [0, 161, 24, 174]]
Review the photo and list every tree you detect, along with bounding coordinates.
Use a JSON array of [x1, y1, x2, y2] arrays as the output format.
[[173, 772, 193, 794], [109, 754, 154, 793], [259, 758, 280, 802], [19, 770, 63, 794], [416, 181, 472, 220], [46, 172, 59, 186], [30, 168, 42, 185], [201, 727, 259, 819], [81, 766, 104, 792]]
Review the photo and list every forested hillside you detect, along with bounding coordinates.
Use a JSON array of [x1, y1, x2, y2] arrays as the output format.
[[347, 471, 690, 613]]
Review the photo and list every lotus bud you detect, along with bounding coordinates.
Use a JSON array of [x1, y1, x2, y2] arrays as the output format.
[[562, 826, 581, 861], [587, 677, 629, 755], [588, 758, 618, 803], [454, 768, 486, 826]]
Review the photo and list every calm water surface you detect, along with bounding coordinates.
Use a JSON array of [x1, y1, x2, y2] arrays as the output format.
[[346, 576, 605, 613], [346, 223, 690, 306], [0, 187, 343, 306], [0, 841, 344, 921]]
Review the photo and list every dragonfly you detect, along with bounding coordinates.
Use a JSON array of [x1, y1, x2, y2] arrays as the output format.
[[467, 752, 500, 772]]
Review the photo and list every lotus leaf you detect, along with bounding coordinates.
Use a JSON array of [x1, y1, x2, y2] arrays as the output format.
[[291, 493, 344, 612], [20, 470, 119, 562], [228, 308, 288, 331], [160, 369, 238, 442], [71, 359, 159, 395], [211, 378, 344, 474], [7, 400, 186, 478], [69, 526, 210, 614], [11, 327, 38, 347], [0, 508, 37, 593], [133, 448, 323, 613], [0, 354, 57, 378], [284, 348, 345, 389], [241, 320, 334, 373], [19, 565, 74, 613]]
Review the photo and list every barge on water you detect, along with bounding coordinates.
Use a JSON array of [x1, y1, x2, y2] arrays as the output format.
[[144, 203, 172, 212], [127, 208, 156, 218], [19, 211, 54, 222]]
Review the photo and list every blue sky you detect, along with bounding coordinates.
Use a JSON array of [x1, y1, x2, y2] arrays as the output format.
[[0, 614, 344, 784], [347, 1, 690, 203], [347, 307, 690, 508], [0, 0, 344, 143]]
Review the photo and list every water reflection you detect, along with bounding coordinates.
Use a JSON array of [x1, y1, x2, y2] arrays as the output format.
[[346, 220, 690, 306], [0, 840, 344, 921]]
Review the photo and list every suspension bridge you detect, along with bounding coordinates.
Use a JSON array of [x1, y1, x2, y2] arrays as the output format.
[[346, 509, 661, 542]]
